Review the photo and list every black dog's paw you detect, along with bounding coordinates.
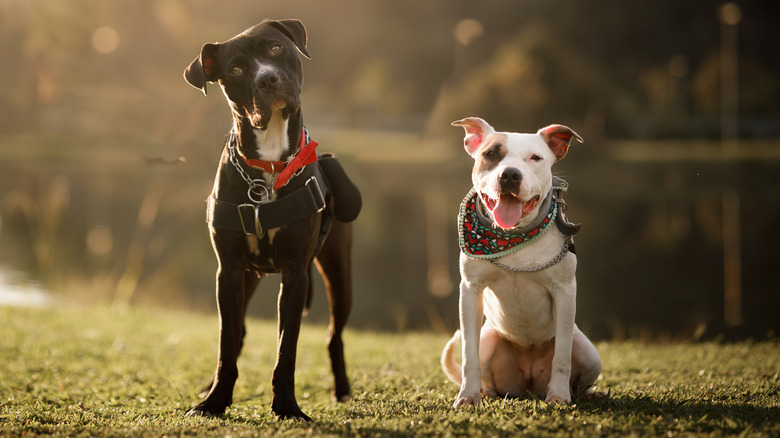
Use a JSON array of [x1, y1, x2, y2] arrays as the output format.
[[272, 401, 312, 422], [185, 402, 226, 418], [275, 411, 312, 422], [185, 408, 213, 418], [334, 394, 352, 403], [333, 388, 352, 403]]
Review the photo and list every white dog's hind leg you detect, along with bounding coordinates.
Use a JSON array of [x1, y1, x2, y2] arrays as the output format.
[[570, 327, 607, 400]]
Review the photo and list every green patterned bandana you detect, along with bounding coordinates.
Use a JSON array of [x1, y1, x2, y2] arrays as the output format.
[[458, 188, 558, 260]]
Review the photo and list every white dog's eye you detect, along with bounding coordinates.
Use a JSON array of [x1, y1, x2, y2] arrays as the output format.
[[482, 144, 501, 160], [530, 154, 543, 162]]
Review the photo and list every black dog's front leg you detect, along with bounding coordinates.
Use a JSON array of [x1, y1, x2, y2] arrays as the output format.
[[198, 269, 261, 399], [187, 265, 248, 416], [270, 267, 311, 421]]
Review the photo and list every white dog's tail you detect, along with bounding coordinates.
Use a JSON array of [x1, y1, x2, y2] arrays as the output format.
[[440, 330, 462, 385]]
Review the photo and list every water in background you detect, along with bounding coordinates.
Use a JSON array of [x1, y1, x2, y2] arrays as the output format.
[[0, 132, 778, 340], [0, 266, 50, 308]]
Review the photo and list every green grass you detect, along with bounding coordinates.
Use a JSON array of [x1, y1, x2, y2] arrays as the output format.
[[0, 305, 777, 437]]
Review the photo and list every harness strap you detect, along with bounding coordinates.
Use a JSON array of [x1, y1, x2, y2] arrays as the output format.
[[207, 171, 327, 237]]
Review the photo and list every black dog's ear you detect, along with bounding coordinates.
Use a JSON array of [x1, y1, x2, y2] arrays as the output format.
[[266, 19, 311, 59], [183, 43, 220, 95]]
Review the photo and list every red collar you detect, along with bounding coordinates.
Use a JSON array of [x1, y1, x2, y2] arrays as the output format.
[[239, 128, 319, 190]]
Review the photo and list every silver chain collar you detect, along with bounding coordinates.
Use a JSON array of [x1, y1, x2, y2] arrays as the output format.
[[484, 178, 575, 273], [227, 132, 275, 204], [227, 130, 313, 204], [489, 235, 572, 273]]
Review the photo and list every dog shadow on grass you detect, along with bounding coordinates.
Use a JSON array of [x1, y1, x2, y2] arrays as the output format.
[[196, 391, 778, 434], [576, 392, 779, 430]]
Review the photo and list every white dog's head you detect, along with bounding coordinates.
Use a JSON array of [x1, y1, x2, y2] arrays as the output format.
[[453, 117, 583, 229]]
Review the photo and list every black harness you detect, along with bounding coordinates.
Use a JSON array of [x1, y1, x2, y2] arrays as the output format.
[[206, 170, 328, 239], [207, 129, 360, 267], [206, 130, 333, 264]]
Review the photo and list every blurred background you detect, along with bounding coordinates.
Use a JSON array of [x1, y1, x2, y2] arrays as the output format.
[[0, 0, 778, 340]]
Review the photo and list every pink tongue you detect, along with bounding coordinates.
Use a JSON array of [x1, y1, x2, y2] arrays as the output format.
[[492, 194, 525, 229]]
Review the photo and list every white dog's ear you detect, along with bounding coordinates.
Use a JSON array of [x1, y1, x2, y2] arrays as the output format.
[[452, 117, 495, 156], [538, 124, 584, 161]]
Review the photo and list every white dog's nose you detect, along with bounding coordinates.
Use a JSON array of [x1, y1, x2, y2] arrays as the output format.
[[498, 168, 522, 193]]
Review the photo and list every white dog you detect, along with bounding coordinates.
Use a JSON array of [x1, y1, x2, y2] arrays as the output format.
[[441, 117, 605, 407]]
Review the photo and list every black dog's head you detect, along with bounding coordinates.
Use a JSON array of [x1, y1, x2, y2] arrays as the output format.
[[184, 19, 311, 130]]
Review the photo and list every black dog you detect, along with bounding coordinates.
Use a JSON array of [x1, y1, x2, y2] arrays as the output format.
[[183, 19, 361, 421]]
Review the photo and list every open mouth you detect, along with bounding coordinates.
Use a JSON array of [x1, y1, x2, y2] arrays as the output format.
[[270, 99, 287, 111], [480, 192, 540, 229]]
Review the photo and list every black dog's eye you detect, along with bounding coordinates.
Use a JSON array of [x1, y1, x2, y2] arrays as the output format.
[[269, 44, 282, 55], [530, 154, 543, 162], [229, 65, 243, 75]]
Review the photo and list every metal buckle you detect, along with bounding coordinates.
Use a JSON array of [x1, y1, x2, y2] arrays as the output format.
[[237, 204, 264, 238], [253, 205, 264, 237], [306, 176, 326, 213], [553, 188, 568, 212], [247, 180, 272, 204]]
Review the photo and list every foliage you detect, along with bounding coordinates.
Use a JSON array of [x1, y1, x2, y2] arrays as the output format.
[[1, 305, 777, 437], [1, 0, 779, 137]]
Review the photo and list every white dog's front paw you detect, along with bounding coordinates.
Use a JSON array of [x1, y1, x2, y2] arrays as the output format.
[[453, 389, 482, 408], [544, 392, 571, 404], [453, 396, 481, 408], [545, 384, 571, 404]]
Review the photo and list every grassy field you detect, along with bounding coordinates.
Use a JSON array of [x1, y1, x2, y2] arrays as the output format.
[[0, 304, 777, 437]]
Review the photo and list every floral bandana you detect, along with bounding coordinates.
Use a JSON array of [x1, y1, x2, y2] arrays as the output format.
[[458, 187, 559, 260]]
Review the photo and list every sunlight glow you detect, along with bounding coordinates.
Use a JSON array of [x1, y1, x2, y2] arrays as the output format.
[[92, 26, 120, 54]]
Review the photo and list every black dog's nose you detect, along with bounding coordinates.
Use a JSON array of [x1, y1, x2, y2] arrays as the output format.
[[498, 168, 522, 192], [256, 69, 280, 90]]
